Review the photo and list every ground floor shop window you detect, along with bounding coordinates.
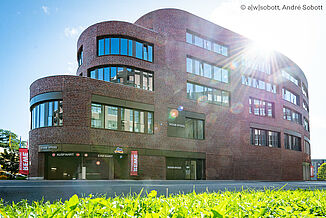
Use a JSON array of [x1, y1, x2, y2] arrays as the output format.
[[166, 157, 205, 180]]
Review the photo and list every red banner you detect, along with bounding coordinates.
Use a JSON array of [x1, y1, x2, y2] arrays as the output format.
[[130, 151, 138, 176], [19, 148, 29, 175]]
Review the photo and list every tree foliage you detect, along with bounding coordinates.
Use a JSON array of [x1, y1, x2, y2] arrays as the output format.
[[317, 163, 326, 181], [0, 149, 19, 179], [0, 129, 26, 151]]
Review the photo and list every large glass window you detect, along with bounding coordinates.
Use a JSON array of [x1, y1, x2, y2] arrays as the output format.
[[282, 70, 299, 86], [283, 107, 302, 124], [31, 100, 63, 129], [187, 57, 229, 83], [186, 31, 228, 56], [187, 82, 230, 106], [240, 57, 271, 75], [282, 88, 299, 105], [284, 134, 301, 151], [88, 66, 153, 91], [185, 118, 204, 140], [249, 97, 274, 117], [97, 37, 153, 62], [250, 128, 280, 148], [241, 75, 277, 94], [91, 103, 153, 134]]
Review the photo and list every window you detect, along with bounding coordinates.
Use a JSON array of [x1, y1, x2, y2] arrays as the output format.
[[186, 31, 228, 56], [284, 134, 301, 151], [302, 83, 308, 98], [282, 70, 299, 86], [241, 75, 277, 94], [304, 140, 310, 155], [186, 57, 229, 83], [187, 82, 230, 106], [249, 97, 274, 117], [77, 48, 83, 67], [282, 88, 299, 105], [88, 66, 153, 91], [97, 37, 153, 62], [31, 100, 63, 129], [241, 57, 271, 74], [91, 103, 103, 128], [303, 100, 309, 112], [283, 107, 302, 125], [303, 117, 310, 132], [185, 118, 204, 140], [105, 106, 118, 130], [91, 103, 153, 134], [250, 128, 280, 148]]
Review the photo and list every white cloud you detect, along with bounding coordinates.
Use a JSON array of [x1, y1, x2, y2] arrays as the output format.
[[64, 26, 84, 38], [42, 6, 50, 15]]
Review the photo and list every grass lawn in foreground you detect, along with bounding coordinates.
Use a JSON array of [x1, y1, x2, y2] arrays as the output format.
[[1, 189, 326, 217]]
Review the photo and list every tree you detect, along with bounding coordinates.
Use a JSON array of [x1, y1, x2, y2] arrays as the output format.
[[317, 163, 326, 181], [0, 149, 19, 179], [0, 129, 26, 151]]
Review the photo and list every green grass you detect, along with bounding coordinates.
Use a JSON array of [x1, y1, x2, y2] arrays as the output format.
[[1, 189, 326, 217]]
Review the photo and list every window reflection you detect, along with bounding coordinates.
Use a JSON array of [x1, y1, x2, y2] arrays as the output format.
[[98, 37, 153, 62], [88, 66, 153, 91], [31, 100, 63, 129]]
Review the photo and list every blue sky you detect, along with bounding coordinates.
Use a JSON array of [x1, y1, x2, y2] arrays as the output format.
[[0, 0, 325, 158]]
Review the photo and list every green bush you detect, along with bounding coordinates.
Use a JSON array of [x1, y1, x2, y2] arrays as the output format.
[[317, 163, 326, 180], [1, 189, 326, 217]]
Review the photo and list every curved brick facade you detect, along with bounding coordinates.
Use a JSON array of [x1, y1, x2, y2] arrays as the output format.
[[29, 8, 310, 180]]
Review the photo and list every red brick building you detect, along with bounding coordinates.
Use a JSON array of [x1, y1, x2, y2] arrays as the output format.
[[29, 8, 310, 180]]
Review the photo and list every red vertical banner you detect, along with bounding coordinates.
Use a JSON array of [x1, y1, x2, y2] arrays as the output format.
[[130, 151, 138, 176], [311, 165, 314, 178], [19, 148, 29, 175]]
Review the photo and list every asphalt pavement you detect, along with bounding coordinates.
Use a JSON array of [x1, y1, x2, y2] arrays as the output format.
[[1, 180, 326, 203]]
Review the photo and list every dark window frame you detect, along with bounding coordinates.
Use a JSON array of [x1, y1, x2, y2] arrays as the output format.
[[250, 127, 280, 148], [249, 97, 275, 118], [97, 35, 154, 63]]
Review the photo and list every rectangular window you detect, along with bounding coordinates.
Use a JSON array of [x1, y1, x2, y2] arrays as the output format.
[[187, 82, 229, 106], [98, 39, 104, 56], [111, 67, 117, 81], [128, 40, 133, 56], [104, 67, 110, 82], [110, 38, 120, 55], [121, 38, 128, 55], [186, 32, 192, 44], [105, 105, 118, 130], [105, 38, 110, 55], [148, 112, 153, 134], [249, 97, 274, 117], [284, 134, 301, 151], [187, 57, 228, 83], [143, 45, 148, 61], [250, 128, 280, 148], [134, 110, 145, 133], [98, 68, 104, 80], [304, 140, 310, 155], [194, 35, 203, 47], [135, 42, 143, 59], [282, 88, 299, 105], [90, 70, 96, 79], [302, 83, 308, 97], [303, 100, 309, 112], [186, 58, 192, 73], [148, 45, 153, 62], [121, 108, 133, 132], [283, 107, 302, 124], [185, 118, 204, 140], [303, 117, 309, 132], [282, 70, 299, 86], [91, 103, 103, 128], [241, 75, 276, 94]]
